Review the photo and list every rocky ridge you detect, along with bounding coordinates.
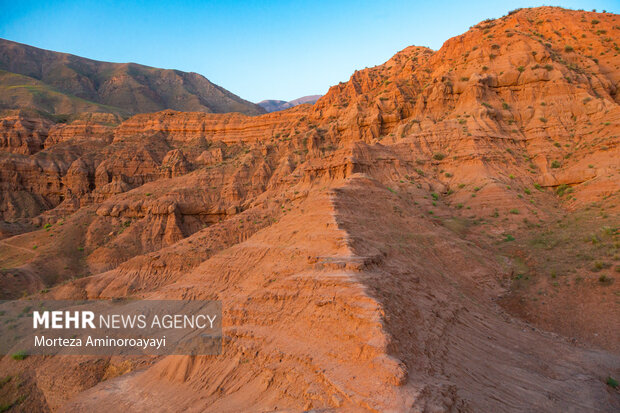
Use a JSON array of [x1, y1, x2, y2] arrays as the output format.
[[0, 7, 618, 412], [0, 38, 266, 117]]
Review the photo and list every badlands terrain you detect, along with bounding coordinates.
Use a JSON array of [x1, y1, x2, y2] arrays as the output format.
[[0, 6, 619, 412]]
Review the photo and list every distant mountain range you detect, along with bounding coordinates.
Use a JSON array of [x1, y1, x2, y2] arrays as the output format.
[[0, 38, 265, 118], [258, 95, 322, 112]]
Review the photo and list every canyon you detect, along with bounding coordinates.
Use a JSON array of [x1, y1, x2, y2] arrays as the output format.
[[0, 6, 619, 412]]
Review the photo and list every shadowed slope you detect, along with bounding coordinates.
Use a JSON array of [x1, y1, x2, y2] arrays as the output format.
[[0, 38, 266, 116]]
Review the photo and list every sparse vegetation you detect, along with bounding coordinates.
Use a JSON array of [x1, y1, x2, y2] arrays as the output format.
[[592, 261, 611, 272], [0, 11, 617, 409], [0, 376, 11, 387], [11, 351, 27, 361], [556, 184, 572, 196]]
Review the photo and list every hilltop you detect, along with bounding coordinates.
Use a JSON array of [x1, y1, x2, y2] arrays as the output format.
[[258, 95, 323, 112], [0, 38, 266, 118]]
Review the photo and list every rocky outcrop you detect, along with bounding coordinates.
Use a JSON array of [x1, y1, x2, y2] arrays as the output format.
[[0, 113, 51, 154], [0, 7, 618, 413]]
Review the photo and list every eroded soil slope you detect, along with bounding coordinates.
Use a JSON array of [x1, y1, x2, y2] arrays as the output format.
[[0, 7, 618, 412]]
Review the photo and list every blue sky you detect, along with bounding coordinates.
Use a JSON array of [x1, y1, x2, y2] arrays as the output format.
[[0, 1, 617, 102]]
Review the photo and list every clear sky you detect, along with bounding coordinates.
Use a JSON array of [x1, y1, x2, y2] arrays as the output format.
[[0, 1, 617, 102]]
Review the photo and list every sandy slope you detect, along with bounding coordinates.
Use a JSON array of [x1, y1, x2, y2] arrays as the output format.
[[0, 6, 618, 412]]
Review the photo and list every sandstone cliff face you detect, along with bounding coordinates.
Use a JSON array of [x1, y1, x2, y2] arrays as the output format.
[[0, 7, 618, 413], [0, 113, 51, 154]]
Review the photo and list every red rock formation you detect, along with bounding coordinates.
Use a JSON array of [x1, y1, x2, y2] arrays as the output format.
[[0, 113, 51, 154], [0, 7, 618, 413]]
